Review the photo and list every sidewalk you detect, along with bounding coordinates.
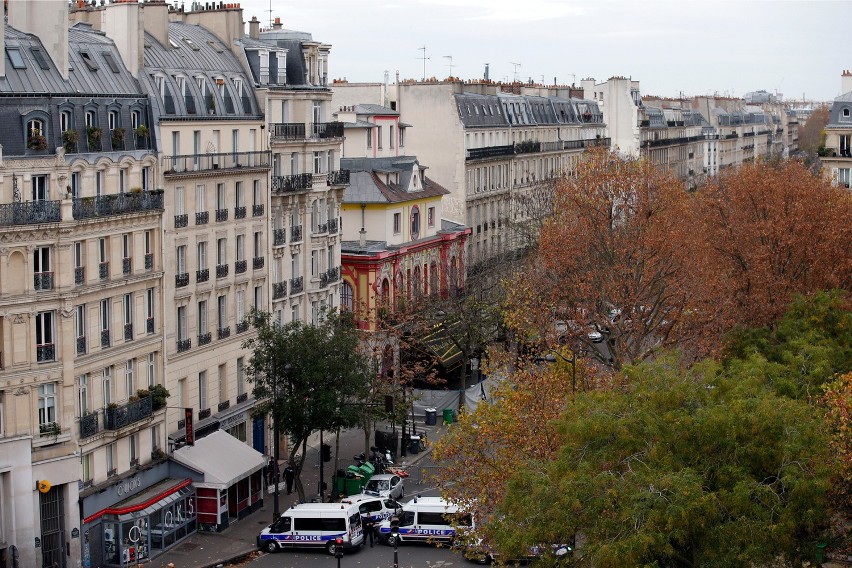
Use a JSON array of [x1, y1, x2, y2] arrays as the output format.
[[158, 419, 449, 568]]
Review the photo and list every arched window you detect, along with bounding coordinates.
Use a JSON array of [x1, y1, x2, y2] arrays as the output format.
[[341, 280, 353, 312], [85, 111, 96, 128], [60, 110, 72, 133], [413, 266, 422, 298], [449, 257, 458, 292], [108, 110, 119, 131], [844, 108, 851, 118], [26, 118, 46, 150], [430, 261, 438, 295]]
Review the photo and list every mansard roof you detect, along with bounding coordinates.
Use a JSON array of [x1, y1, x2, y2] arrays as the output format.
[[341, 156, 449, 204], [455, 91, 602, 128], [827, 91, 852, 128]]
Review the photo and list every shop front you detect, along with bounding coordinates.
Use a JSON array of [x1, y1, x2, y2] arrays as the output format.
[[80, 461, 202, 567], [171, 430, 266, 532]]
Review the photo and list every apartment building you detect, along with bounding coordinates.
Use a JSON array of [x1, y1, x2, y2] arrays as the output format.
[[820, 70, 852, 188], [0, 2, 165, 566], [238, 17, 347, 327]]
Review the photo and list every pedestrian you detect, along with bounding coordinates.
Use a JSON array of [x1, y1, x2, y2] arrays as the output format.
[[283, 463, 295, 495], [364, 517, 375, 547]]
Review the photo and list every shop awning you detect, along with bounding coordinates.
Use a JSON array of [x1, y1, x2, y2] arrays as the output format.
[[171, 430, 266, 490], [83, 478, 193, 524]]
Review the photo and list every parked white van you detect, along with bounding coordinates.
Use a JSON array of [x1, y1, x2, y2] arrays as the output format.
[[257, 502, 364, 555], [376, 496, 472, 546]]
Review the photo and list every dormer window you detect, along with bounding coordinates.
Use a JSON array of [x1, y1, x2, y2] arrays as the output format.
[[80, 51, 98, 71], [85, 111, 96, 128], [183, 38, 200, 51], [102, 52, 121, 73], [6, 47, 26, 69], [31, 47, 51, 70], [844, 108, 851, 118], [108, 111, 119, 131]]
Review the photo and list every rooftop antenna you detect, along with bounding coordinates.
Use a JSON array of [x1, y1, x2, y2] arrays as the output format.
[[417, 46, 431, 82], [510, 62, 522, 82], [443, 55, 455, 78], [567, 73, 576, 86], [267, 0, 272, 28]]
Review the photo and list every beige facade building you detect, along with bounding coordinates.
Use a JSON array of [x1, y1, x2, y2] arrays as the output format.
[[820, 70, 852, 188]]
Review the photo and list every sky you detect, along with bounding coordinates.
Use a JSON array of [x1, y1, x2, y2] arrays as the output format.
[[234, 0, 851, 103]]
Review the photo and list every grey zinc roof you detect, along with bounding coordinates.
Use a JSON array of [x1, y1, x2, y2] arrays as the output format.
[[827, 92, 852, 127], [525, 95, 559, 125], [354, 104, 398, 116], [455, 93, 507, 128], [0, 23, 144, 96], [342, 119, 375, 129]]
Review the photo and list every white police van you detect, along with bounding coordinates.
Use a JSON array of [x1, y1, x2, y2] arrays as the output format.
[[342, 494, 403, 524], [257, 502, 364, 555], [377, 496, 472, 546]]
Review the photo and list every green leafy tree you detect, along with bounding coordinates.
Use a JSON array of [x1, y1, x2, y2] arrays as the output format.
[[243, 308, 372, 501]]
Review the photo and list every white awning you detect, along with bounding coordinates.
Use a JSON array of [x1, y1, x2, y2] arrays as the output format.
[[172, 430, 266, 490]]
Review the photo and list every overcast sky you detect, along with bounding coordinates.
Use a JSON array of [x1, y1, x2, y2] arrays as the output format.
[[236, 0, 849, 103]]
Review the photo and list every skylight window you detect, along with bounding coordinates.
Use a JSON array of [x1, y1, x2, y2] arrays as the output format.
[[169, 38, 180, 49], [80, 51, 98, 71], [182, 38, 200, 51], [207, 40, 224, 53], [101, 52, 121, 73], [6, 48, 25, 69], [30, 47, 51, 70]]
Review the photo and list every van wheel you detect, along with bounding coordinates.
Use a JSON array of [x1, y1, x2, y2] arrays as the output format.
[[264, 540, 278, 553], [327, 540, 338, 555]]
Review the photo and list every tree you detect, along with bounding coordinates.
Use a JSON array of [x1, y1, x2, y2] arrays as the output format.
[[797, 104, 829, 167], [243, 309, 372, 501]]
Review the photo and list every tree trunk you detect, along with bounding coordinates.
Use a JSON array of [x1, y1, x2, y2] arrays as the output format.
[[333, 426, 341, 499], [289, 437, 306, 502]]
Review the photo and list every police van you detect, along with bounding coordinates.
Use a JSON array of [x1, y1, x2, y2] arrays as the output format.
[[377, 496, 472, 546], [257, 502, 364, 555], [342, 494, 403, 524]]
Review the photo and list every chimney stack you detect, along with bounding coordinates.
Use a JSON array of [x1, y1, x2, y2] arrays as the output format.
[[249, 15, 260, 39], [141, 0, 170, 50], [842, 69, 852, 96], [272, 17, 282, 30], [8, 0, 69, 79], [484, 63, 489, 81]]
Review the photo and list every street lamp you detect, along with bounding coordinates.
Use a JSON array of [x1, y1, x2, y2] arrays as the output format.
[[272, 362, 293, 522]]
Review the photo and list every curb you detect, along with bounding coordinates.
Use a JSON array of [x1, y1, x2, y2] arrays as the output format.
[[199, 549, 257, 568]]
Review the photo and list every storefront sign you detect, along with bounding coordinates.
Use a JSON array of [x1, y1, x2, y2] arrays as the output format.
[[185, 407, 194, 446], [116, 477, 142, 497], [218, 410, 248, 431]]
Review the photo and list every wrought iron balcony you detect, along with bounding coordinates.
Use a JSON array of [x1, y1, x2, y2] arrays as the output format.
[[273, 229, 286, 246], [175, 214, 188, 228], [145, 253, 153, 270], [253, 257, 265, 270], [99, 262, 109, 280], [163, 150, 271, 175], [0, 200, 61, 227], [175, 273, 189, 288], [101, 329, 111, 347], [291, 225, 303, 242], [320, 272, 329, 288], [290, 275, 303, 294], [198, 332, 212, 346], [310, 121, 344, 139], [177, 338, 191, 352], [234, 206, 247, 219], [216, 209, 228, 222], [146, 317, 155, 334], [77, 336, 87, 355], [75, 266, 85, 285], [236, 321, 249, 334], [196, 211, 209, 225], [269, 122, 306, 140], [80, 411, 99, 438], [327, 169, 350, 186], [72, 191, 164, 220], [216, 264, 229, 278], [466, 145, 514, 161], [326, 266, 340, 283], [217, 326, 230, 340], [314, 223, 328, 235], [123, 258, 132, 274], [34, 271, 54, 291], [327, 218, 339, 234], [514, 140, 542, 154], [124, 323, 133, 341], [273, 282, 286, 299], [272, 172, 312, 193], [196, 268, 209, 283], [253, 204, 265, 217], [235, 260, 247, 274], [104, 396, 153, 430], [237, 392, 248, 404], [199, 408, 212, 420], [218, 400, 230, 412], [37, 343, 55, 362]]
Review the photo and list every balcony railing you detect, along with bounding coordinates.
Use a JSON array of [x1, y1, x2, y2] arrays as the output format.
[[99, 262, 109, 280], [253, 204, 265, 217], [216, 264, 229, 278], [75, 266, 85, 285], [198, 332, 212, 346], [123, 258, 132, 274], [124, 323, 133, 341], [163, 150, 271, 175], [235, 260, 247, 274], [217, 327, 230, 340], [290, 275, 303, 294], [253, 256, 265, 270], [176, 273, 189, 288], [310, 121, 345, 139], [273, 229, 287, 246], [145, 253, 153, 269], [101, 329, 111, 348], [234, 206, 246, 219], [177, 338, 191, 352], [327, 169, 350, 186], [326, 266, 340, 283], [291, 225, 303, 242], [273, 282, 286, 299], [218, 400, 230, 413], [466, 145, 514, 160], [80, 411, 99, 438], [72, 191, 164, 220], [269, 122, 306, 140], [237, 392, 248, 404], [215, 208, 229, 222], [175, 214, 188, 228], [34, 271, 54, 291], [314, 223, 328, 235], [196, 268, 209, 283], [146, 317, 154, 334], [37, 343, 55, 362], [236, 321, 249, 334], [0, 200, 61, 227], [196, 211, 209, 225], [77, 336, 86, 355], [104, 396, 153, 430], [271, 172, 312, 193], [320, 272, 329, 288], [199, 408, 212, 420], [328, 218, 339, 234], [514, 141, 542, 154]]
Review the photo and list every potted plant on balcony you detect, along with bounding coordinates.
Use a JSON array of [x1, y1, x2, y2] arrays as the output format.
[[134, 124, 149, 138], [142, 385, 170, 411], [87, 126, 102, 149], [62, 129, 79, 152], [39, 421, 61, 440], [28, 133, 48, 151], [111, 127, 125, 148]]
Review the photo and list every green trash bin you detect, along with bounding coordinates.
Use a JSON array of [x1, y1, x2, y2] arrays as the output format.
[[344, 476, 362, 496], [333, 474, 345, 495], [815, 542, 827, 564], [443, 408, 454, 424]]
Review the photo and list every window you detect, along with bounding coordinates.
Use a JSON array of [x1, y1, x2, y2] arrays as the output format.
[[377, 125, 383, 149], [125, 360, 134, 400], [235, 181, 244, 208], [393, 212, 401, 235], [290, 152, 299, 175], [197, 241, 208, 270], [218, 295, 227, 331], [399, 127, 405, 148], [312, 100, 322, 124], [313, 151, 322, 174], [36, 311, 54, 360], [390, 125, 395, 149], [85, 110, 96, 128], [327, 150, 334, 173], [38, 384, 56, 426], [129, 433, 139, 466], [217, 238, 227, 266], [175, 186, 185, 215], [254, 285, 263, 311], [82, 453, 92, 484], [253, 232, 262, 258], [411, 206, 420, 239], [428, 206, 435, 227], [218, 364, 226, 402], [151, 424, 161, 452], [235, 234, 245, 263], [102, 366, 112, 406], [216, 183, 226, 211], [292, 304, 299, 322], [196, 184, 206, 213], [70, 172, 81, 199], [131, 110, 140, 130], [108, 110, 119, 131], [32, 175, 48, 201], [95, 171, 103, 197], [80, 51, 98, 71], [147, 353, 156, 387], [106, 443, 116, 476], [6, 47, 26, 69], [367, 129, 372, 149], [60, 110, 72, 133], [236, 290, 245, 325], [78, 374, 89, 416], [199, 371, 208, 411], [844, 108, 851, 118], [177, 245, 187, 274], [123, 293, 133, 334], [237, 357, 245, 396], [33, 247, 51, 288], [341, 281, 353, 311], [177, 306, 187, 341], [311, 250, 318, 277], [177, 378, 185, 409], [253, 180, 261, 207], [198, 300, 208, 335], [76, 305, 86, 346]]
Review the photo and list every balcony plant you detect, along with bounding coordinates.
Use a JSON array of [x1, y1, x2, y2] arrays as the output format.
[[134, 124, 149, 138], [86, 126, 102, 149], [39, 421, 61, 440], [62, 129, 79, 152], [140, 384, 170, 411], [111, 127, 125, 148], [28, 133, 48, 151]]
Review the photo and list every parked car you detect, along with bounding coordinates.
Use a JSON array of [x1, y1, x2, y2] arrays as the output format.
[[342, 493, 403, 524], [363, 474, 404, 500]]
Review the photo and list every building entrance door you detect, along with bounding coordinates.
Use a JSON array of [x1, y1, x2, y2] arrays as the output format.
[[40, 486, 66, 568]]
